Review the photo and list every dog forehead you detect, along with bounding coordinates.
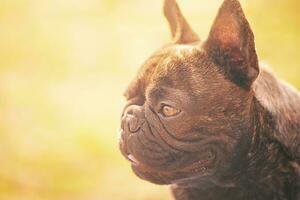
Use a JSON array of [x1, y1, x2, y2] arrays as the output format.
[[124, 44, 212, 100], [152, 45, 201, 80]]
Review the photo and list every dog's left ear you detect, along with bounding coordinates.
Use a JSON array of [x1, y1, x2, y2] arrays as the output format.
[[204, 0, 259, 89], [164, 0, 199, 44]]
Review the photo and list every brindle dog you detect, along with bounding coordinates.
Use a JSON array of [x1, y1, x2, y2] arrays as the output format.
[[119, 0, 300, 199]]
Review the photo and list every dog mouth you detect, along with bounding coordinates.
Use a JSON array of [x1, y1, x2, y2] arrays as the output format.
[[127, 154, 140, 165], [126, 151, 216, 185], [127, 151, 215, 174], [119, 110, 217, 184], [120, 126, 217, 185]]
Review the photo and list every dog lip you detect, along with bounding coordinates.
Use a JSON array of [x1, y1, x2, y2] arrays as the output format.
[[181, 158, 210, 172], [128, 154, 140, 165]]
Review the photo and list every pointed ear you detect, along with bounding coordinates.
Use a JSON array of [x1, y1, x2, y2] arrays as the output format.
[[164, 0, 199, 44], [204, 0, 259, 89]]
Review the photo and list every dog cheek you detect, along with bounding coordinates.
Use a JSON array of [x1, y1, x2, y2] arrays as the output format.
[[162, 115, 201, 139], [126, 131, 172, 168], [131, 165, 171, 185]]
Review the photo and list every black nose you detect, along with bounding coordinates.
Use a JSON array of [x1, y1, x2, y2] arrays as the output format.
[[122, 105, 144, 133]]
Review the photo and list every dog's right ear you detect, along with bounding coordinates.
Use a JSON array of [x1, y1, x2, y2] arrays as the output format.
[[164, 0, 199, 44], [204, 0, 259, 89]]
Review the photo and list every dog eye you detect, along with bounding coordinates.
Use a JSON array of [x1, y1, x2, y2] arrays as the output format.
[[161, 105, 180, 117]]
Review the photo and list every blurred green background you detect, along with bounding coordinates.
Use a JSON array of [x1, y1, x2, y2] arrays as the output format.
[[0, 0, 299, 199]]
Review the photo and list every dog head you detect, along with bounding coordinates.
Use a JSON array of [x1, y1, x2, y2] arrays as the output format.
[[119, 0, 259, 185]]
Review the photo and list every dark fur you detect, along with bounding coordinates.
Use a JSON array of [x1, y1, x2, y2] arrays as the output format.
[[119, 0, 300, 199]]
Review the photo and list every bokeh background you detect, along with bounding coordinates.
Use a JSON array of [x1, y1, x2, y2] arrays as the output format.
[[0, 0, 299, 199]]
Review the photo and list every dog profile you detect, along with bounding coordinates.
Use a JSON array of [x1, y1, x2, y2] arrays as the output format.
[[119, 0, 300, 199]]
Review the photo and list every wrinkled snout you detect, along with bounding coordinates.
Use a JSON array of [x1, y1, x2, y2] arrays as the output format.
[[121, 105, 145, 134], [119, 105, 145, 161]]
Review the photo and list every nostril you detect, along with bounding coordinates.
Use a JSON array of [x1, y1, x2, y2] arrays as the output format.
[[124, 105, 143, 117], [121, 115, 127, 130], [121, 104, 144, 133], [126, 108, 134, 115], [129, 117, 140, 133], [128, 116, 140, 133]]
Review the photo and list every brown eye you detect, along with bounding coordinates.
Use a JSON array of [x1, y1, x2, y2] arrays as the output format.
[[161, 105, 180, 117]]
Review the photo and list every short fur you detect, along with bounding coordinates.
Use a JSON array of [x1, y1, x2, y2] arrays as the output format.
[[119, 0, 300, 199]]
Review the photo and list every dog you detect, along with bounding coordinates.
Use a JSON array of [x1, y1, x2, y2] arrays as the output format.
[[119, 0, 300, 199]]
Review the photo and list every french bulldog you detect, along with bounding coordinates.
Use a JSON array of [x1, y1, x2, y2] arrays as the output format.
[[119, 0, 300, 199]]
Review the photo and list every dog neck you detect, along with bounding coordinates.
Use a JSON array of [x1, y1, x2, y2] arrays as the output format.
[[212, 68, 300, 190], [172, 93, 299, 200], [253, 66, 300, 162], [215, 96, 299, 198], [173, 69, 300, 198]]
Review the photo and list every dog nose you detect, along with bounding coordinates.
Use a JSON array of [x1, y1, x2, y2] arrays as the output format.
[[122, 105, 144, 133]]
